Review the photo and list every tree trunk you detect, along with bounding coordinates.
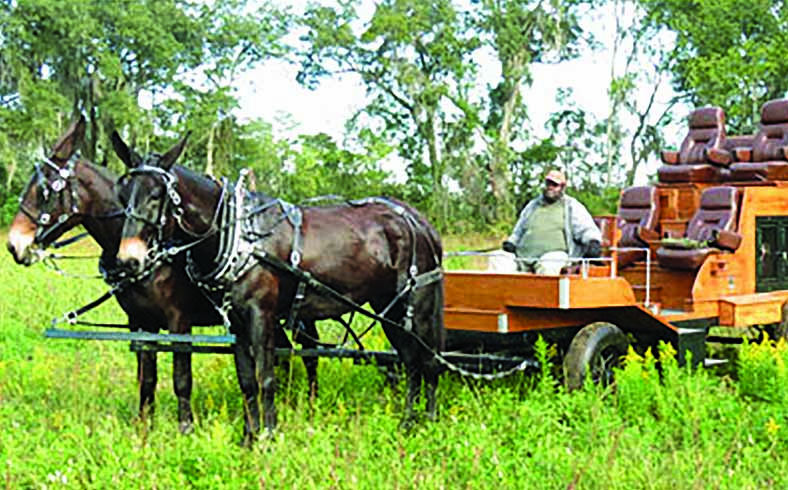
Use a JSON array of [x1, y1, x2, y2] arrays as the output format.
[[205, 125, 215, 176]]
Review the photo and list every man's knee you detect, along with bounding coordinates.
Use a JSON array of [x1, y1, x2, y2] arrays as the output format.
[[536, 251, 569, 275]]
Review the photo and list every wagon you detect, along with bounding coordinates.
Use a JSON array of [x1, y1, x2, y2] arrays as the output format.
[[43, 100, 788, 388]]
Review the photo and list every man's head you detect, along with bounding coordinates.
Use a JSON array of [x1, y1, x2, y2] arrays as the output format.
[[542, 169, 566, 203]]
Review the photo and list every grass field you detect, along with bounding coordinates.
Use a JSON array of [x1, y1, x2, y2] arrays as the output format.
[[2, 232, 788, 488]]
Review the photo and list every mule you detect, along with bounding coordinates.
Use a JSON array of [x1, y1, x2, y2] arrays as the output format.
[[5, 117, 316, 433], [111, 131, 445, 439]]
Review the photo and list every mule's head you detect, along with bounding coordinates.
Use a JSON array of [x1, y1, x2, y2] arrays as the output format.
[[112, 131, 190, 274], [7, 116, 88, 265]]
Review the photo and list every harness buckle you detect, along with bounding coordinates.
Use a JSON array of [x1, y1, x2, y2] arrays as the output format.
[[169, 189, 182, 206], [290, 250, 301, 267]]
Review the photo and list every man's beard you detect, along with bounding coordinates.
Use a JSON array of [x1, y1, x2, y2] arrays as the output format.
[[543, 189, 563, 203]]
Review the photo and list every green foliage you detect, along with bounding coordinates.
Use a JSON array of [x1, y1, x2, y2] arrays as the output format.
[[738, 338, 788, 402], [5, 235, 788, 486], [297, 0, 598, 231], [639, 0, 788, 132]]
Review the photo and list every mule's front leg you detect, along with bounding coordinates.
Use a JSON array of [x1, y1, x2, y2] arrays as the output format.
[[233, 330, 260, 445], [424, 365, 440, 422], [402, 362, 423, 430], [250, 306, 277, 435], [136, 350, 158, 423], [173, 350, 194, 434]]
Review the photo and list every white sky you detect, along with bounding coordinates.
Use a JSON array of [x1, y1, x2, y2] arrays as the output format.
[[232, 1, 684, 185]]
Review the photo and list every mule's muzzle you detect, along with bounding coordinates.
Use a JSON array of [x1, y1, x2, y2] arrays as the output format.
[[7, 225, 37, 266], [116, 255, 142, 274], [7, 240, 33, 266], [117, 237, 149, 275]]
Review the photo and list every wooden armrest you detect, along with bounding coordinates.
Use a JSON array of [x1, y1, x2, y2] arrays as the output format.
[[713, 229, 742, 251], [636, 227, 660, 242], [705, 147, 732, 166], [661, 150, 679, 165], [734, 147, 752, 162]]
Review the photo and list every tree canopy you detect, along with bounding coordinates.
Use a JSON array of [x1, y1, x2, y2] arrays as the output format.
[[2, 0, 787, 232]]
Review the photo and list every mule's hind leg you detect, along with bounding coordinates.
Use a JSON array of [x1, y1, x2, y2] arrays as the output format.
[[296, 320, 319, 400], [382, 321, 422, 430], [274, 327, 294, 384]]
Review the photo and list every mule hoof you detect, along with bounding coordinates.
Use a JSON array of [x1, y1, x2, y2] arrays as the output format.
[[398, 414, 420, 433], [179, 421, 194, 435]]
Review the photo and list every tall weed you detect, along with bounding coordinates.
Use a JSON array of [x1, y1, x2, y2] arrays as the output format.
[[3, 232, 788, 487]]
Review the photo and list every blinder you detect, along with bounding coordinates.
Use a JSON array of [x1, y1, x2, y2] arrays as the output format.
[[18, 156, 81, 245]]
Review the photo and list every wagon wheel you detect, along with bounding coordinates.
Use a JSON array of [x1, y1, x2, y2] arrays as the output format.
[[766, 301, 788, 343], [563, 322, 629, 391]]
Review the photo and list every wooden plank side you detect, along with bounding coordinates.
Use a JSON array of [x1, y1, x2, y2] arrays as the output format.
[[566, 276, 638, 308], [444, 308, 502, 333], [444, 271, 561, 310], [718, 290, 788, 326], [444, 272, 639, 311]]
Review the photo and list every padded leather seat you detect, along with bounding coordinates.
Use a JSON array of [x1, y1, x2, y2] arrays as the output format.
[[656, 187, 742, 270], [616, 186, 660, 268], [657, 107, 730, 183], [731, 99, 788, 181]]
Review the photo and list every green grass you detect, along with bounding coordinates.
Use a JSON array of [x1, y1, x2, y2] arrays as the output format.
[[2, 231, 788, 488]]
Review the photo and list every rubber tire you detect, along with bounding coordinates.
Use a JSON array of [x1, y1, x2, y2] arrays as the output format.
[[773, 302, 788, 342], [563, 322, 629, 391]]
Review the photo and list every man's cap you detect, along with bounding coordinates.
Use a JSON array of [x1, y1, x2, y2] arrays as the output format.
[[545, 169, 566, 185]]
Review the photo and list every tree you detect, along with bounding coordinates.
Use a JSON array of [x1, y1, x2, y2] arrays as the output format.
[[0, 0, 289, 179], [639, 0, 788, 133], [472, 0, 591, 222], [602, 0, 681, 186], [298, 0, 597, 230], [298, 0, 479, 227]]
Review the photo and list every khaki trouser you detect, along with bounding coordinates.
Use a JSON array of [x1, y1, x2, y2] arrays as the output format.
[[517, 251, 570, 275]]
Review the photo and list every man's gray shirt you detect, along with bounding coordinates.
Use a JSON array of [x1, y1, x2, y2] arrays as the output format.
[[507, 195, 602, 259]]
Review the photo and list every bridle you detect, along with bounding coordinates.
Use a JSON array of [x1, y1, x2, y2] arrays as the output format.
[[15, 155, 122, 247], [118, 161, 225, 253]]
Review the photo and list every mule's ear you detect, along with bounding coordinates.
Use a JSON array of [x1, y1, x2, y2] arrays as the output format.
[[160, 131, 191, 170], [51, 115, 87, 163], [111, 131, 139, 169]]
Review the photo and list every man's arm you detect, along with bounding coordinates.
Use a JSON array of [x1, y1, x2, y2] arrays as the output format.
[[505, 200, 535, 250], [569, 198, 603, 246]]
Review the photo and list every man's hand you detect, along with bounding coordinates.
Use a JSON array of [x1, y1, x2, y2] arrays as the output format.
[[584, 239, 601, 258], [502, 240, 516, 253]]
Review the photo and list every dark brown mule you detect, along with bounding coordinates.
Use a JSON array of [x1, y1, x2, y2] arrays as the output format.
[[6, 117, 311, 433], [111, 131, 445, 440]]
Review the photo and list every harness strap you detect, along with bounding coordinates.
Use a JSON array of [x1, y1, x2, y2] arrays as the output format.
[[52, 231, 90, 249], [253, 250, 442, 332], [287, 206, 304, 267], [55, 288, 118, 326], [284, 280, 308, 332]]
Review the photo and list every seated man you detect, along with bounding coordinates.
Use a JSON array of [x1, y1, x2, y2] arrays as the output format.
[[502, 169, 602, 275]]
